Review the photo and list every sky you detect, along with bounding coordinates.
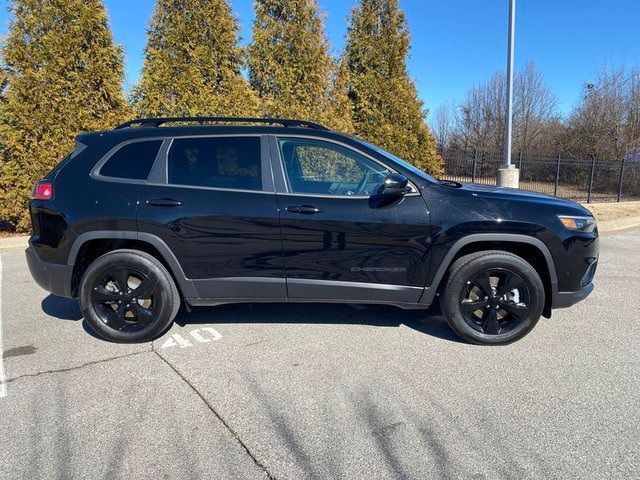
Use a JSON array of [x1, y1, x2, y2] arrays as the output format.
[[0, 0, 638, 117]]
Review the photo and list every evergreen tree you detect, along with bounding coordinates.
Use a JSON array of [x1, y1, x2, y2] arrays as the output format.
[[345, 0, 441, 174], [0, 67, 7, 102], [248, 0, 353, 133], [0, 0, 128, 231], [134, 0, 259, 117], [328, 57, 355, 134]]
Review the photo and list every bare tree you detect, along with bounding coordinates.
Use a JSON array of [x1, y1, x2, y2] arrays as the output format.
[[430, 101, 455, 147], [455, 63, 557, 155], [513, 62, 558, 153], [457, 71, 506, 152], [564, 65, 639, 159], [623, 68, 640, 153], [446, 61, 640, 160]]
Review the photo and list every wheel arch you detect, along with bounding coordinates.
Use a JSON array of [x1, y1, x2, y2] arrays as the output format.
[[422, 234, 558, 317], [67, 231, 196, 298]]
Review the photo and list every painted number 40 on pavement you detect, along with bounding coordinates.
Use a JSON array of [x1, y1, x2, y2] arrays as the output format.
[[161, 327, 223, 349]]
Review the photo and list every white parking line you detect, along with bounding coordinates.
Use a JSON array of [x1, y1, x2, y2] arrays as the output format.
[[0, 254, 6, 398]]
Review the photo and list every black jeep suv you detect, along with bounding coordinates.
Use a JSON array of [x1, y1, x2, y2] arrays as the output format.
[[26, 117, 598, 345]]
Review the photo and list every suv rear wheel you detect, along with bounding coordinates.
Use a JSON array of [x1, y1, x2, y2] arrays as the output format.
[[440, 251, 545, 345], [79, 249, 180, 343]]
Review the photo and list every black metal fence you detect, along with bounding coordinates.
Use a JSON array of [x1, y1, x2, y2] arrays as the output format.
[[439, 147, 640, 203]]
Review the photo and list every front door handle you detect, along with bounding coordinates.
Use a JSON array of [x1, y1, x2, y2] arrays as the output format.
[[147, 198, 183, 207], [286, 205, 322, 214]]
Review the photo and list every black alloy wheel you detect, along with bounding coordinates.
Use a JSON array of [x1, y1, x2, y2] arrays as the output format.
[[459, 268, 531, 336], [91, 266, 158, 332], [80, 249, 180, 343], [440, 250, 545, 345]]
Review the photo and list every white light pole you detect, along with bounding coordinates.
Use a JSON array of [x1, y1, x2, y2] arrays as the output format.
[[498, 0, 520, 188]]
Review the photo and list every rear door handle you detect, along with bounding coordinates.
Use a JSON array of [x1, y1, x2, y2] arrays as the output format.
[[286, 205, 322, 214], [146, 198, 183, 207]]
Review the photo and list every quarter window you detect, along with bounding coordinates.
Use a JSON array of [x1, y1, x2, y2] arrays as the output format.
[[168, 137, 262, 191], [100, 140, 163, 180], [278, 138, 390, 196]]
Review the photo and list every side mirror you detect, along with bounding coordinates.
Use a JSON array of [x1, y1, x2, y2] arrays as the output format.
[[380, 173, 410, 196]]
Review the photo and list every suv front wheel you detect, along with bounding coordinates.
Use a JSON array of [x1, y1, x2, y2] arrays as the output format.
[[440, 251, 545, 345], [79, 249, 180, 343]]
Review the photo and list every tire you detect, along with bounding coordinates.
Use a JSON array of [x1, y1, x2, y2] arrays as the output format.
[[440, 250, 545, 345], [79, 249, 180, 343]]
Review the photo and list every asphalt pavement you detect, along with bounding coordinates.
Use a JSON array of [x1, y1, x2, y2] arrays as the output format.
[[1, 232, 638, 479]]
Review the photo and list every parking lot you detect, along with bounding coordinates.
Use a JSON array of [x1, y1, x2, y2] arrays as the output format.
[[1, 230, 639, 480]]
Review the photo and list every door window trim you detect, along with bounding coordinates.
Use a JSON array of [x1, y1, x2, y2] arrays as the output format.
[[268, 134, 419, 198], [146, 133, 276, 194]]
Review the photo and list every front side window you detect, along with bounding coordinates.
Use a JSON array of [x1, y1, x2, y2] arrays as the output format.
[[168, 137, 262, 191], [100, 140, 163, 180], [278, 138, 390, 196]]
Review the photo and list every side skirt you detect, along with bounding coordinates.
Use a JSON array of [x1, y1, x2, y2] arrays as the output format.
[[188, 276, 426, 308], [184, 297, 430, 310]]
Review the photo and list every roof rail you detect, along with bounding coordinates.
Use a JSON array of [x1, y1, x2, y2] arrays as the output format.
[[115, 116, 329, 131]]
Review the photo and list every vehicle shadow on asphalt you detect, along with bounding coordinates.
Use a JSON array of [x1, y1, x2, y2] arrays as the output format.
[[174, 302, 465, 344], [41, 294, 83, 321], [41, 295, 465, 344]]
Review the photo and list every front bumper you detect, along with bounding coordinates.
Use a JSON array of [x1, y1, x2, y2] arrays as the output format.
[[25, 246, 74, 298], [551, 283, 594, 309]]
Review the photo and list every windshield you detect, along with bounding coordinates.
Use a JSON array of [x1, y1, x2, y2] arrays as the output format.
[[352, 138, 437, 183]]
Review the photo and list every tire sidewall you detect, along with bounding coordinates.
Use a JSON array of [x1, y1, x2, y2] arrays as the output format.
[[79, 250, 179, 343], [442, 253, 545, 345]]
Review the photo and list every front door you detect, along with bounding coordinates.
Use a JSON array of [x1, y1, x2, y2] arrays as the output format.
[[138, 135, 285, 301], [271, 136, 431, 305]]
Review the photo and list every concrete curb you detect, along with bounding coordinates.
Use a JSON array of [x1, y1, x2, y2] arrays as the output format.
[[0, 235, 29, 253], [597, 216, 640, 233]]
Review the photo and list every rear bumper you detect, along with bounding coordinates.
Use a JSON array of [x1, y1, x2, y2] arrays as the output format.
[[25, 246, 74, 298], [552, 283, 594, 309]]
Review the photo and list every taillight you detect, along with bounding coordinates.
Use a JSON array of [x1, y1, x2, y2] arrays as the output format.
[[32, 181, 53, 200]]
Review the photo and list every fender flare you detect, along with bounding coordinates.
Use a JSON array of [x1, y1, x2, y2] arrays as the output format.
[[420, 233, 558, 306], [67, 230, 197, 297]]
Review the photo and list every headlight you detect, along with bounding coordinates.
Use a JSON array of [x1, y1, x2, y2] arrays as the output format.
[[557, 215, 597, 233]]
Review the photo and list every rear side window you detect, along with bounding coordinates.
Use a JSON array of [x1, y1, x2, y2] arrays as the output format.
[[168, 137, 262, 191], [100, 140, 163, 180]]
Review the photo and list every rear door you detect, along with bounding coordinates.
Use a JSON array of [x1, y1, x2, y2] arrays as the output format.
[[137, 134, 285, 302], [270, 135, 432, 305]]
